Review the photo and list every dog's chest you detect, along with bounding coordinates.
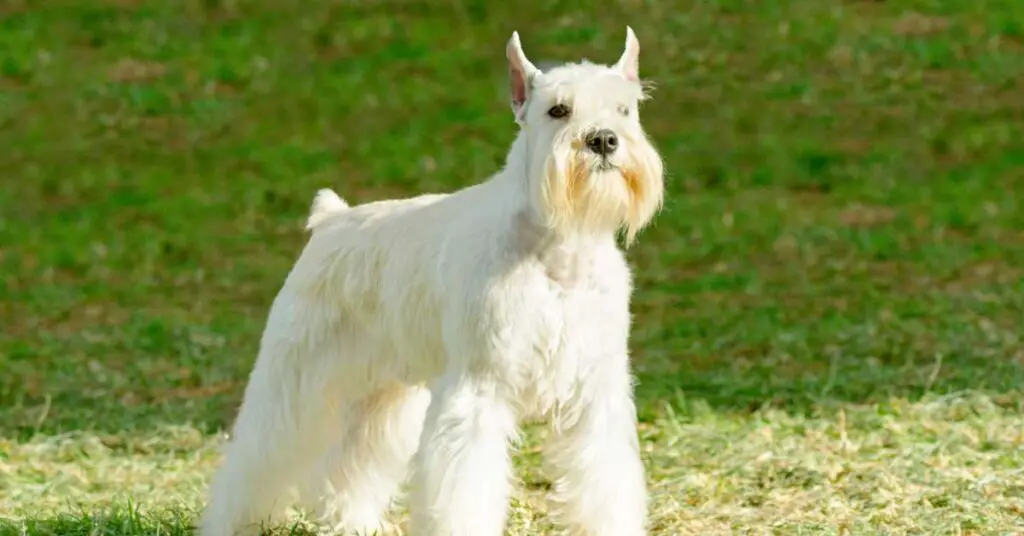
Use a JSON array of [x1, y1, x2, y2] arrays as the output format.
[[510, 250, 629, 419]]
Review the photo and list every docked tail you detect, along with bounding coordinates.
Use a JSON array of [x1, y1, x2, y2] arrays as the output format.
[[306, 188, 349, 230]]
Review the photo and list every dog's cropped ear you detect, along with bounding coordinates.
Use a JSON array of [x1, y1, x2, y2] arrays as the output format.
[[507, 31, 539, 123], [614, 26, 640, 83]]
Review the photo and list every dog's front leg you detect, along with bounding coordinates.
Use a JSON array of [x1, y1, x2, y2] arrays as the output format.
[[544, 363, 648, 536], [409, 373, 517, 536]]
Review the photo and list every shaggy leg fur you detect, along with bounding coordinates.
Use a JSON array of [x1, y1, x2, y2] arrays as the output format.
[[300, 383, 431, 535], [544, 368, 648, 536], [408, 375, 518, 536], [200, 289, 372, 536], [200, 364, 343, 536]]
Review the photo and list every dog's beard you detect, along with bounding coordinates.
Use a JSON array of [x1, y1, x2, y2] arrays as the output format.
[[539, 134, 663, 245]]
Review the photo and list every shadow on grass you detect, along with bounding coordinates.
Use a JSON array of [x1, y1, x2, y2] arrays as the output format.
[[0, 506, 319, 536], [630, 290, 1024, 420], [634, 355, 1024, 423], [5, 309, 1023, 441]]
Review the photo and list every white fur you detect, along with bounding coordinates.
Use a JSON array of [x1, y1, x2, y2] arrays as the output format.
[[200, 27, 663, 536]]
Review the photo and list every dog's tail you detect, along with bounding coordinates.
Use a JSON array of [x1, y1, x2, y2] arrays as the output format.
[[306, 188, 349, 230]]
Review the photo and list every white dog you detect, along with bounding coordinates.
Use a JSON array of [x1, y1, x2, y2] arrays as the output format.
[[200, 27, 664, 536]]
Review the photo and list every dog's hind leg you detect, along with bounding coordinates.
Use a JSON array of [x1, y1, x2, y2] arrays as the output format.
[[200, 310, 352, 536], [299, 382, 432, 535]]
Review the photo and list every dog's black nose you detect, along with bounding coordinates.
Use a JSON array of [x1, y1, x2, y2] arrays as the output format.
[[585, 129, 618, 156]]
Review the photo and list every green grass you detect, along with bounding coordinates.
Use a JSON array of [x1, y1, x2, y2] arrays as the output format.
[[2, 0, 1023, 534]]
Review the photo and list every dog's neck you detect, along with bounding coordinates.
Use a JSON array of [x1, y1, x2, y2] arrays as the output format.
[[508, 209, 610, 287]]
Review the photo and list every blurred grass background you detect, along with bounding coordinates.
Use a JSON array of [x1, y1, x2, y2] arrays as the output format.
[[1, 0, 1022, 534]]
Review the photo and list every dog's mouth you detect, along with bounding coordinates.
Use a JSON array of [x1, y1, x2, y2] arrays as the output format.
[[594, 158, 616, 172]]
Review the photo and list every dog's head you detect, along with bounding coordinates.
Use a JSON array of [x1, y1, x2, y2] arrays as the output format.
[[507, 28, 664, 245]]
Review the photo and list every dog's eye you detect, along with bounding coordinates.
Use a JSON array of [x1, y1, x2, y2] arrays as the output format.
[[547, 104, 571, 119], [618, 105, 630, 116]]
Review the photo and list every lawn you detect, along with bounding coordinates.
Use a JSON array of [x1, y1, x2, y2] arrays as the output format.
[[1, 0, 1023, 534]]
